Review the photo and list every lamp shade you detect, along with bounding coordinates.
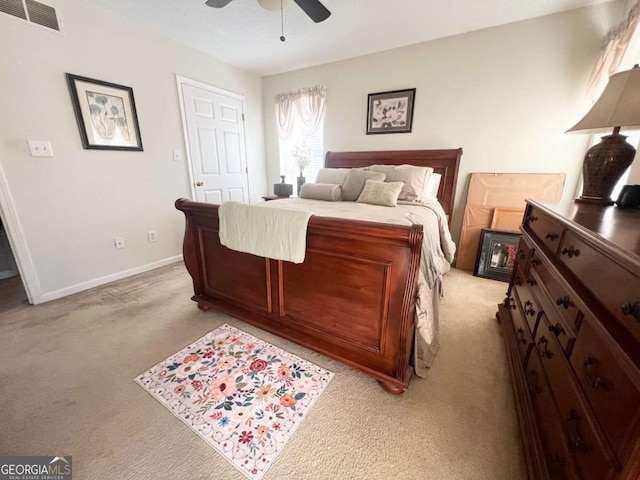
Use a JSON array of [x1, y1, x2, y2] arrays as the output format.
[[567, 65, 640, 134]]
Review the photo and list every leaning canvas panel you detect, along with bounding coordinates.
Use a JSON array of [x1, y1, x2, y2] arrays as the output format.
[[466, 173, 566, 207], [456, 173, 566, 271]]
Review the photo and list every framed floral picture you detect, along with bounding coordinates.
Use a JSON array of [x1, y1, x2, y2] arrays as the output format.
[[474, 228, 521, 282], [366, 88, 416, 134], [66, 73, 143, 151]]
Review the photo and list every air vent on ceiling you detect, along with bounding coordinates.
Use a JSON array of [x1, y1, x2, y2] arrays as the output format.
[[26, 0, 58, 30], [0, 0, 62, 33], [0, 0, 27, 19]]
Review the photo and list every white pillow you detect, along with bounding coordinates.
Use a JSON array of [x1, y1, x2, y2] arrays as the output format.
[[299, 183, 342, 201], [423, 173, 442, 199], [356, 180, 404, 207], [315, 168, 350, 185], [368, 164, 433, 201], [342, 169, 387, 201]]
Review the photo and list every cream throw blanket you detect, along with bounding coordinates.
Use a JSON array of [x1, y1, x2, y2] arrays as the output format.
[[218, 202, 314, 264]]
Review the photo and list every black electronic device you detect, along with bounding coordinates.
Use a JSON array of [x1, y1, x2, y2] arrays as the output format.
[[615, 184, 640, 208]]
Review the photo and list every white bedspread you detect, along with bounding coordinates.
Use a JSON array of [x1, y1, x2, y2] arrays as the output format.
[[219, 201, 314, 264], [260, 198, 455, 287], [259, 198, 456, 375]]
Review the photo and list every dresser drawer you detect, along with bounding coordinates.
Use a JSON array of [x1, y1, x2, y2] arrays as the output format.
[[514, 271, 542, 337], [558, 230, 640, 343], [570, 316, 640, 460], [529, 268, 577, 357], [527, 352, 581, 480], [525, 206, 565, 255], [516, 237, 534, 277], [510, 292, 534, 364], [531, 250, 581, 334], [535, 315, 617, 479]]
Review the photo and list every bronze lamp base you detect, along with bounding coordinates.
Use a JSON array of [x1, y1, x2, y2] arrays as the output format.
[[577, 131, 636, 205]]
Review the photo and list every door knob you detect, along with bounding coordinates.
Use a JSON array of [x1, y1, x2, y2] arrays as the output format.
[[195, 180, 204, 187]]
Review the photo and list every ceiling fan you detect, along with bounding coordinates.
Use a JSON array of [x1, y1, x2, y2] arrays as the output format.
[[205, 0, 331, 24]]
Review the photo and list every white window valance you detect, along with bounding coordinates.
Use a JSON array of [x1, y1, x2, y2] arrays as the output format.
[[586, 0, 640, 101], [274, 86, 326, 139]]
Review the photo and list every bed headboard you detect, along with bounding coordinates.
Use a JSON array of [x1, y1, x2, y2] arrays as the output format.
[[325, 148, 462, 223]]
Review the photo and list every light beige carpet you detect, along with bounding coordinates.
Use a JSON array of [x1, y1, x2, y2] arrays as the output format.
[[0, 264, 525, 480]]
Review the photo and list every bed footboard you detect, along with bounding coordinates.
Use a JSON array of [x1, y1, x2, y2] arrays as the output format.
[[175, 198, 423, 393]]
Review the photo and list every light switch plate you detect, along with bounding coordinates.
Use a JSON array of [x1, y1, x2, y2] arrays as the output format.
[[28, 140, 54, 157]]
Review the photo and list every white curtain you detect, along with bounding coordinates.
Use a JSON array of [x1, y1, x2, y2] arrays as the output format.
[[274, 86, 326, 139], [274, 93, 296, 140], [586, 0, 640, 101]]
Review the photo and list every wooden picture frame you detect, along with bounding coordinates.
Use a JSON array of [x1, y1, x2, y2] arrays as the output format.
[[66, 73, 143, 151], [490, 207, 525, 231], [474, 228, 521, 282], [366, 88, 416, 134]]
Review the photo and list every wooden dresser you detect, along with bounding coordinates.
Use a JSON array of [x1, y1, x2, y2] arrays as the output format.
[[497, 199, 640, 480]]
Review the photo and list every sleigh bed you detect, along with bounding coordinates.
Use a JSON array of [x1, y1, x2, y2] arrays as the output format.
[[175, 148, 461, 393]]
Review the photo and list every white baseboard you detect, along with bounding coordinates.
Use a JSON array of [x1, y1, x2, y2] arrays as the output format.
[[38, 255, 184, 304]]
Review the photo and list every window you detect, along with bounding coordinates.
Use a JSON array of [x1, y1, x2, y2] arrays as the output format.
[[274, 86, 326, 194], [278, 123, 323, 189], [613, 132, 639, 199]]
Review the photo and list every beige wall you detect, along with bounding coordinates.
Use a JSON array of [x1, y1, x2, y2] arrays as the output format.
[[0, 0, 266, 302], [262, 3, 622, 243]]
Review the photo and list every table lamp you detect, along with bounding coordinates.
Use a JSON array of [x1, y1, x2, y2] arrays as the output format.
[[567, 64, 640, 204]]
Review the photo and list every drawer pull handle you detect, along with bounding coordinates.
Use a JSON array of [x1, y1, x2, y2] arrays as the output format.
[[545, 232, 559, 241], [565, 409, 590, 451], [526, 369, 542, 394], [526, 278, 536, 286], [516, 327, 528, 344], [530, 258, 540, 267], [556, 296, 571, 309], [537, 336, 553, 359], [561, 246, 580, 258], [582, 354, 610, 391], [504, 296, 517, 310], [524, 300, 536, 317], [527, 215, 538, 223], [548, 322, 565, 337], [517, 248, 526, 260], [621, 302, 640, 321]]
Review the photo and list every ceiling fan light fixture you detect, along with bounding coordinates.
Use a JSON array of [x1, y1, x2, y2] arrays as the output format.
[[257, 0, 290, 11]]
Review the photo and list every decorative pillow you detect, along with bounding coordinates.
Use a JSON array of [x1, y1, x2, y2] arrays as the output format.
[[423, 173, 442, 199], [342, 169, 386, 201], [299, 183, 342, 201], [315, 168, 350, 186], [356, 180, 404, 207], [368, 164, 433, 201]]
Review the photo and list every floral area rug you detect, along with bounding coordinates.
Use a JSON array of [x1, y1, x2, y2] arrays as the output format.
[[135, 324, 334, 480]]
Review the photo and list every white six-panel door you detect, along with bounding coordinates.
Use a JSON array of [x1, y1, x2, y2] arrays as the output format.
[[178, 78, 249, 204]]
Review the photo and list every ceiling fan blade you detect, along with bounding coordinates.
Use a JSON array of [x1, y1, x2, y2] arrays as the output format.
[[292, 0, 331, 23], [205, 0, 234, 8]]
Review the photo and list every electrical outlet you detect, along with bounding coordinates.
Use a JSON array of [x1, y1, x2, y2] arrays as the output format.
[[27, 140, 54, 157], [172, 149, 182, 162], [147, 230, 157, 243], [114, 237, 125, 249]]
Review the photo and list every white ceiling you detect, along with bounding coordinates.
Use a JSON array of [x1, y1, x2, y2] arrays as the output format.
[[89, 0, 615, 76]]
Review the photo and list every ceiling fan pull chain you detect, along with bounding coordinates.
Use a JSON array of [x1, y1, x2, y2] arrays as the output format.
[[280, 0, 286, 42]]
